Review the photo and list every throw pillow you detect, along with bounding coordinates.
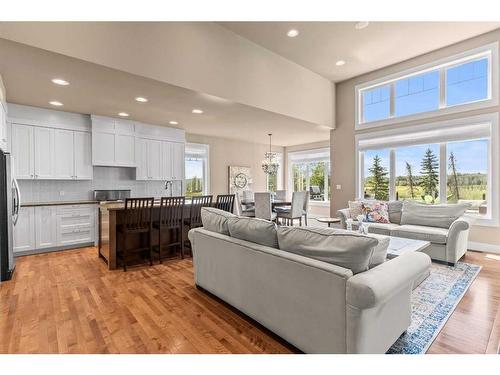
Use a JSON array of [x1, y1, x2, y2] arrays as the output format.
[[227, 216, 279, 248], [362, 201, 390, 224], [276, 226, 379, 274], [348, 201, 363, 218], [200, 207, 236, 235]]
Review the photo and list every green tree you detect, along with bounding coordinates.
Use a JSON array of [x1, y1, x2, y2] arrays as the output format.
[[420, 148, 439, 201], [405, 162, 416, 199], [448, 152, 460, 201], [368, 155, 389, 200]]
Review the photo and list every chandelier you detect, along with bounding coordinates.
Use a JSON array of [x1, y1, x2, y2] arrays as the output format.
[[261, 133, 279, 176]]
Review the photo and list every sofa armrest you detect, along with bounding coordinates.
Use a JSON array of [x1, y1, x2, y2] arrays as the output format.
[[446, 216, 472, 263], [337, 208, 351, 229], [346, 252, 431, 309]]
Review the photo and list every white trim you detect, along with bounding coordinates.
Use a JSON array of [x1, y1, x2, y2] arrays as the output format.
[[468, 241, 500, 254], [355, 42, 499, 130], [355, 113, 499, 227]]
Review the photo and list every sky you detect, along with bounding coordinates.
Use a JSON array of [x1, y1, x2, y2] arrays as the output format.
[[364, 139, 488, 178], [185, 159, 204, 179]]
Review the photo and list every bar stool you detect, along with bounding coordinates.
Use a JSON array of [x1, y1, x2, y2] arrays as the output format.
[[215, 194, 235, 213], [117, 197, 154, 272], [184, 195, 213, 255], [153, 196, 185, 262]]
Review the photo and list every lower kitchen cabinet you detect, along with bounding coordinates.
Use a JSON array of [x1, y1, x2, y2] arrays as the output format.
[[13, 204, 96, 255], [13, 207, 36, 253]]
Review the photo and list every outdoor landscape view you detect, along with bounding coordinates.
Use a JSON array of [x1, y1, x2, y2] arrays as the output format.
[[363, 139, 488, 214]]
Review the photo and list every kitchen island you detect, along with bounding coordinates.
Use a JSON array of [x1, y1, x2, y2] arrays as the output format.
[[98, 200, 197, 270]]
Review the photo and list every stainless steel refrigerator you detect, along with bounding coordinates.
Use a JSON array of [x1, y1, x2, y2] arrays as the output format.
[[0, 150, 20, 281]]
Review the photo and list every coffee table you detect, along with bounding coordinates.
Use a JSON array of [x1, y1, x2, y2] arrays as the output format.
[[386, 236, 430, 259], [315, 217, 341, 227]]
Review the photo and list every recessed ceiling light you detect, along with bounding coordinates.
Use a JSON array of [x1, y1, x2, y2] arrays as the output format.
[[51, 78, 69, 86], [49, 101, 63, 106], [118, 112, 129, 117], [169, 121, 179, 125], [355, 22, 369, 30], [287, 29, 299, 38], [192, 109, 203, 114], [335, 60, 346, 66], [135, 97, 148, 103]]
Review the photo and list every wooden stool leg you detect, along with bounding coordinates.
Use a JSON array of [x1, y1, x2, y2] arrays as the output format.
[[158, 227, 162, 264], [149, 232, 153, 267], [180, 224, 185, 259]]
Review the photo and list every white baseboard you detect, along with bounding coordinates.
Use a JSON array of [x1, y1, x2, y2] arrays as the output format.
[[468, 241, 500, 254]]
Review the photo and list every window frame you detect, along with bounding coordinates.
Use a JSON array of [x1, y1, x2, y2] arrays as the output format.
[[355, 43, 499, 130], [184, 142, 210, 196], [287, 148, 331, 206], [355, 113, 499, 227]]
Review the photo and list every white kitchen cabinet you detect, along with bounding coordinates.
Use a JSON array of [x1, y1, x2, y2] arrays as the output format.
[[34, 206, 57, 249], [135, 138, 148, 180], [34, 127, 55, 179], [171, 142, 185, 180], [11, 124, 34, 179], [13, 207, 36, 253], [148, 139, 162, 180], [54, 129, 74, 179], [161, 141, 173, 180], [0, 102, 7, 151], [56, 205, 95, 246], [74, 131, 93, 180], [91, 115, 135, 167]]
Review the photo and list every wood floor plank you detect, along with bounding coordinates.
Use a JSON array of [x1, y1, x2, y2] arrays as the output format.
[[0, 247, 498, 354]]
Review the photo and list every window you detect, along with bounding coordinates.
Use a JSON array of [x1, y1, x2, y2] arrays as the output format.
[[288, 148, 331, 203], [356, 43, 498, 129], [395, 144, 440, 203], [266, 153, 283, 192], [447, 139, 488, 215], [185, 143, 209, 197], [356, 114, 498, 226]]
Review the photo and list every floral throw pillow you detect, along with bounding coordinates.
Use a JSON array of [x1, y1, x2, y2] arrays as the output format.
[[362, 201, 390, 223]]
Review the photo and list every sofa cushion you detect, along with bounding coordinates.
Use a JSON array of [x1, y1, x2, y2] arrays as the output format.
[[387, 201, 403, 224], [201, 207, 236, 235], [400, 200, 470, 229], [227, 216, 279, 248], [366, 222, 400, 236], [277, 226, 379, 274], [365, 233, 390, 267], [390, 224, 448, 244], [348, 201, 363, 218]]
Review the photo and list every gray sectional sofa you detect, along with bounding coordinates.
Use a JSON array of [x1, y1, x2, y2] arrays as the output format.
[[337, 200, 471, 265], [189, 207, 431, 354]]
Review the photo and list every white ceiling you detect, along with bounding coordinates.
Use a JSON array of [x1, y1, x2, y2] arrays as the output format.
[[0, 38, 331, 147], [220, 22, 500, 82]]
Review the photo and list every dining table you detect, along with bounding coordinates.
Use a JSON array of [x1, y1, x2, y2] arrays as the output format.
[[241, 199, 291, 208]]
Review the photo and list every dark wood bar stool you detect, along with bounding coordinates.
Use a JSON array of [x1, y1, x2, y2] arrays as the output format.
[[153, 196, 185, 262], [184, 195, 213, 255], [215, 194, 235, 213], [117, 197, 154, 272]]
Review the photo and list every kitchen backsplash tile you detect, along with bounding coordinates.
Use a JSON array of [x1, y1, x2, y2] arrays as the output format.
[[18, 166, 182, 203]]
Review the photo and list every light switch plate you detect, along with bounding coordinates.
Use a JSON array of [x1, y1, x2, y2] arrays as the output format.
[[336, 185, 342, 190], [59, 191, 65, 196]]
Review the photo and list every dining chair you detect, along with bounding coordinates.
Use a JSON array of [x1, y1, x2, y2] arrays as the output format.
[[184, 195, 213, 255], [275, 190, 287, 201], [117, 197, 154, 271], [234, 193, 255, 217], [302, 191, 310, 226], [153, 196, 185, 262], [276, 191, 307, 226], [215, 194, 235, 213], [254, 192, 276, 222]]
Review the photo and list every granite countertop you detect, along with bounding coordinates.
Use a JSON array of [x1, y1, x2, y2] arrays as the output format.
[[21, 200, 99, 207]]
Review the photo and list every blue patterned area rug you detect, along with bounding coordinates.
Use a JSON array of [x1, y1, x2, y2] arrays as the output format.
[[387, 262, 481, 354]]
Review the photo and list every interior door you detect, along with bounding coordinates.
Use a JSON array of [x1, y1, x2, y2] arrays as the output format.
[[54, 129, 75, 179], [11, 124, 34, 179], [74, 131, 92, 179]]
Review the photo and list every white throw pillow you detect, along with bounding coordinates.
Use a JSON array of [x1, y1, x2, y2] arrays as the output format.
[[227, 216, 279, 248], [200, 207, 236, 235]]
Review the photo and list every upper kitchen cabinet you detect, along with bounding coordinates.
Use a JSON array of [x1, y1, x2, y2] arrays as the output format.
[[91, 115, 135, 167]]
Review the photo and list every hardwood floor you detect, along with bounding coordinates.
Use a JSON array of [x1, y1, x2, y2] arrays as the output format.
[[0, 247, 499, 354]]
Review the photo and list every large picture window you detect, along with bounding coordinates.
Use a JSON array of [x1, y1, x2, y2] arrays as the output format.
[[356, 43, 498, 129], [356, 114, 498, 225], [288, 148, 330, 203], [266, 153, 283, 192], [185, 143, 209, 197]]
